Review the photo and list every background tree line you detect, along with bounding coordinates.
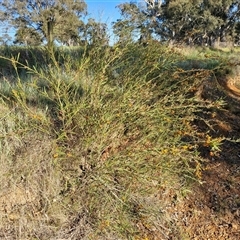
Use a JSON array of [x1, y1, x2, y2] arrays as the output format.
[[1, 0, 240, 47], [113, 0, 240, 47], [0, 0, 107, 48]]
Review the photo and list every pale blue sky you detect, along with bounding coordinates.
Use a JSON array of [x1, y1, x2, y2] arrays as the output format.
[[86, 0, 125, 22], [86, 0, 128, 44]]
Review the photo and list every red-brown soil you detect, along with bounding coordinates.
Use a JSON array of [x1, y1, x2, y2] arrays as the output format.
[[171, 75, 240, 239]]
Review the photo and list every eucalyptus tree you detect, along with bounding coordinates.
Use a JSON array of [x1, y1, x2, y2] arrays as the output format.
[[158, 0, 201, 44], [113, 19, 135, 44], [113, 1, 151, 44], [13, 27, 43, 46], [162, 0, 240, 45], [0, 33, 11, 46], [114, 0, 240, 46], [199, 0, 240, 45], [0, 0, 87, 48], [84, 18, 108, 46]]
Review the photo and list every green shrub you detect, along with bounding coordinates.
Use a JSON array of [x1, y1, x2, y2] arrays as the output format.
[[0, 42, 223, 239]]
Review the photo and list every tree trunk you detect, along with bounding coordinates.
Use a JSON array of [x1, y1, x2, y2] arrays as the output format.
[[47, 20, 54, 52]]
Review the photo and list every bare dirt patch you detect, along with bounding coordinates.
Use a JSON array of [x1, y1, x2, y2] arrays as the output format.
[[171, 74, 240, 239]]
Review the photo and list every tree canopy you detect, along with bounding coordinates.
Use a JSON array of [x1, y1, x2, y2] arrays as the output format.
[[0, 0, 87, 47], [84, 18, 108, 46], [113, 0, 240, 46]]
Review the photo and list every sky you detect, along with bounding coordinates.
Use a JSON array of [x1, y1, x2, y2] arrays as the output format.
[[86, 0, 125, 23], [85, 0, 128, 44]]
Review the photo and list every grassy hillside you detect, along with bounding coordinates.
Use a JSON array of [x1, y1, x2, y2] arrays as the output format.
[[0, 42, 239, 239]]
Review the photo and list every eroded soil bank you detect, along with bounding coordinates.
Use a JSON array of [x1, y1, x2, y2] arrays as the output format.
[[171, 74, 240, 239]]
